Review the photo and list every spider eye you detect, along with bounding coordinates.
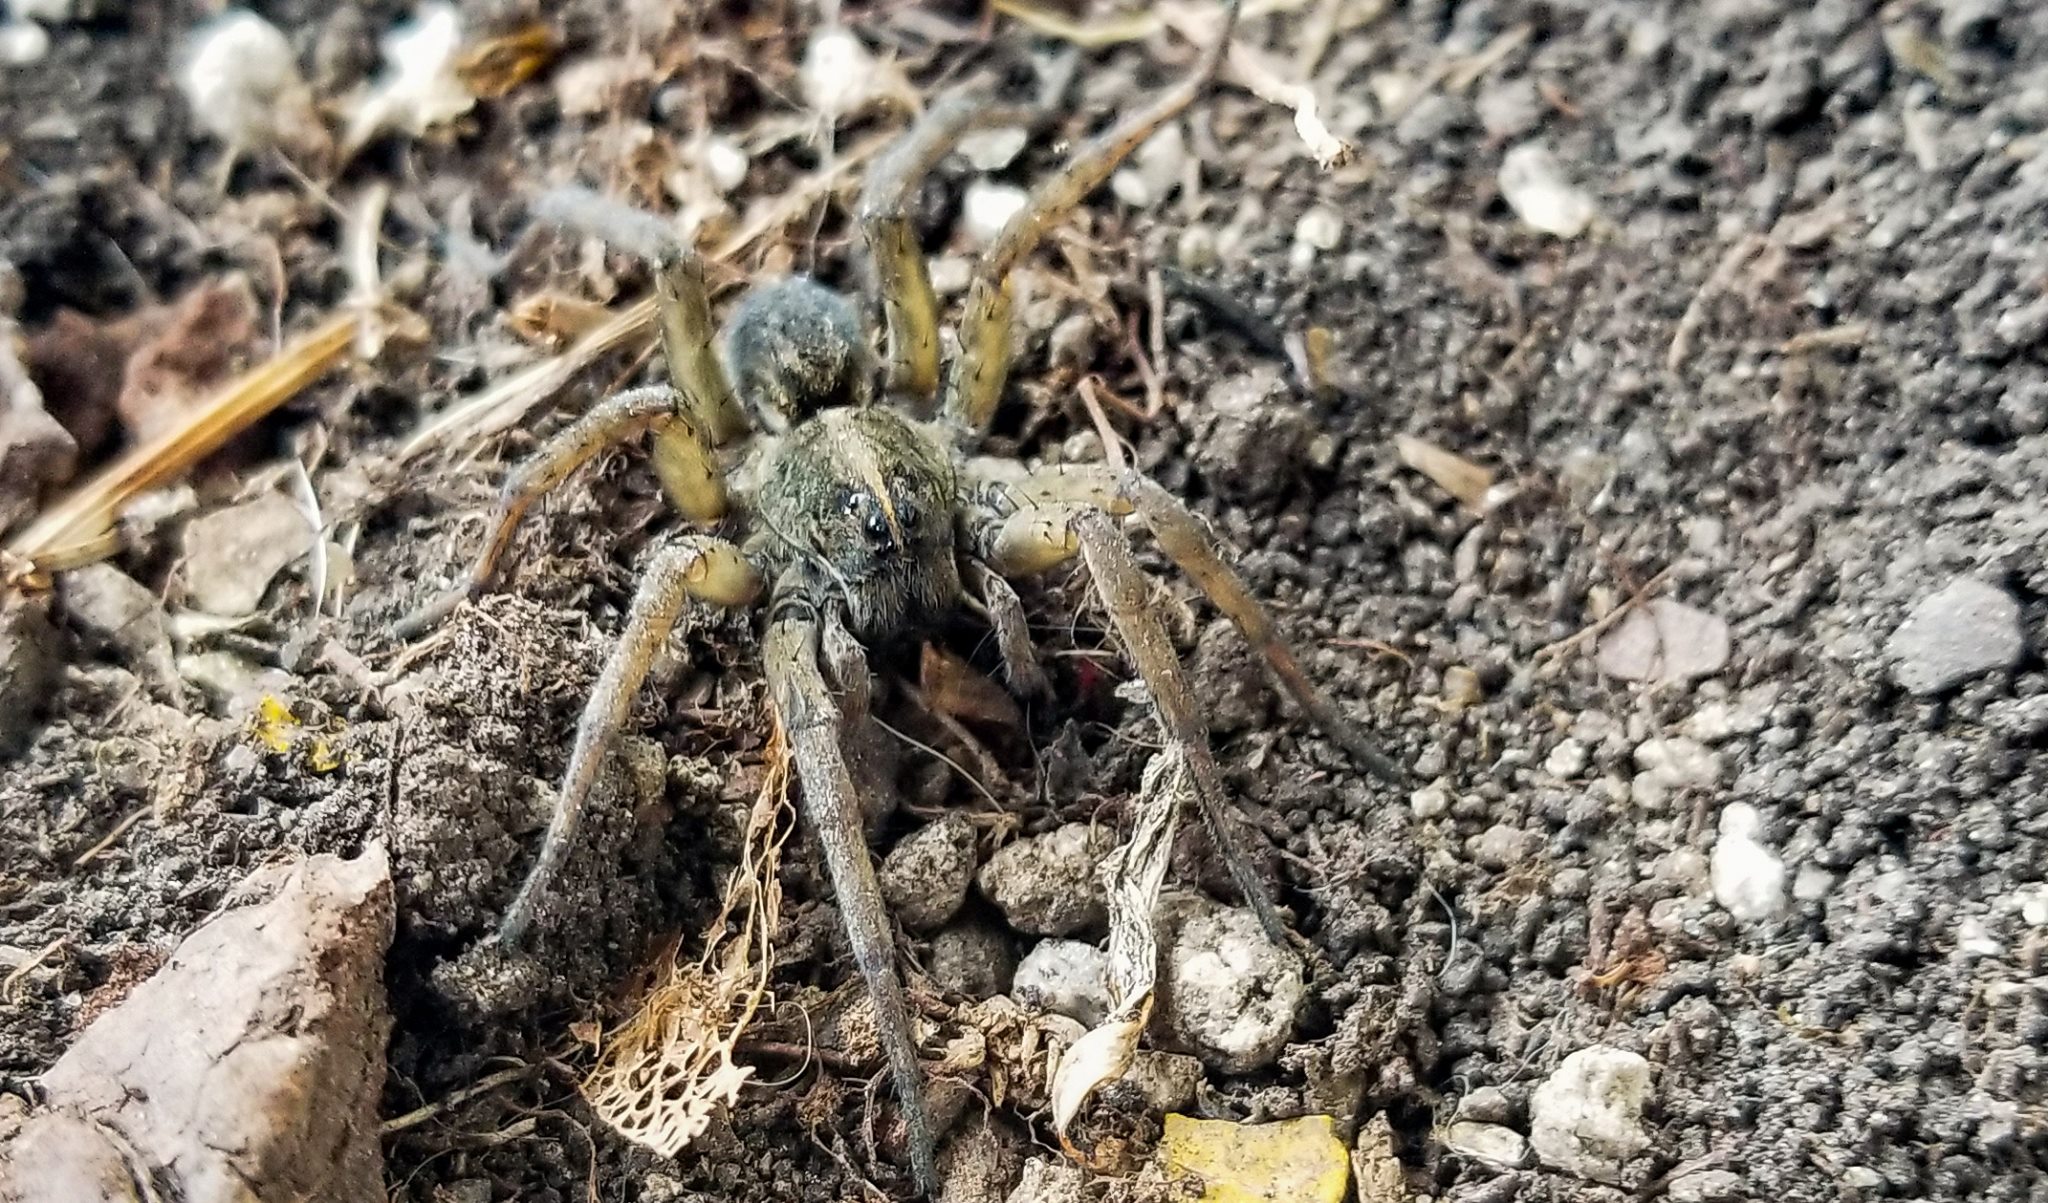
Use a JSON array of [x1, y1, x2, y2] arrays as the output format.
[[839, 488, 868, 517]]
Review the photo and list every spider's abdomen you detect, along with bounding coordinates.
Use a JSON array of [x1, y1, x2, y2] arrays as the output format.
[[723, 278, 871, 431], [752, 407, 961, 644]]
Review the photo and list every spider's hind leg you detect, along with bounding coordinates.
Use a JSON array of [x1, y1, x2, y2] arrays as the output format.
[[943, 0, 1244, 437], [764, 604, 939, 1197], [391, 386, 725, 639]]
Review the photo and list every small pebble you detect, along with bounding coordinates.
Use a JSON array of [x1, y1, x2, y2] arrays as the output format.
[[1120, 1050, 1204, 1114], [702, 136, 749, 195], [1667, 1169, 1744, 1203], [1110, 123, 1187, 208], [926, 920, 1015, 999], [1545, 738, 1589, 779], [1290, 206, 1344, 272], [1888, 577, 2024, 696], [1157, 900, 1304, 1073], [962, 180, 1028, 248], [180, 491, 315, 617], [0, 21, 49, 65], [1006, 1156, 1089, 1203], [878, 815, 977, 931], [1596, 599, 1731, 685], [976, 823, 1112, 937], [1443, 1121, 1529, 1168], [1630, 737, 1721, 809], [1012, 939, 1110, 1027], [1410, 779, 1452, 819], [1710, 803, 1786, 922], [1528, 1046, 1652, 1183], [799, 26, 879, 121], [1499, 142, 1597, 237], [1467, 823, 1540, 871], [0, 597, 60, 756], [958, 126, 1027, 172]]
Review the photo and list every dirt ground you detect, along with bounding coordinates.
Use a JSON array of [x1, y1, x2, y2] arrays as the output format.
[[3, 0, 2046, 1200]]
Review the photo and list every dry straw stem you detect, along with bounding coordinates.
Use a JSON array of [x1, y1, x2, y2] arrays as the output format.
[[4, 310, 356, 590], [583, 738, 794, 1157]]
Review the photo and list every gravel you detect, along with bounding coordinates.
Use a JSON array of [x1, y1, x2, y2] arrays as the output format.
[[1528, 1046, 1654, 1184], [1011, 939, 1110, 1028], [878, 815, 977, 932], [975, 823, 1113, 938], [1154, 898, 1304, 1074]]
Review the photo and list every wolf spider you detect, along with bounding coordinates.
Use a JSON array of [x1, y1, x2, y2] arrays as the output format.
[[395, 1, 1400, 1193]]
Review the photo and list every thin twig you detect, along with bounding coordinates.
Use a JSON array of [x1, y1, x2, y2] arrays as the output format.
[[380, 1065, 535, 1135], [1530, 565, 1675, 665], [70, 807, 151, 869]]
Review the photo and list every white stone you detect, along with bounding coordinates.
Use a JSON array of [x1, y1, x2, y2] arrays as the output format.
[[343, 3, 477, 152], [0, 20, 47, 65], [176, 11, 315, 149], [2013, 883, 2048, 926], [1545, 738, 1590, 778], [1792, 863, 1834, 902], [958, 126, 1028, 172], [1444, 1121, 1529, 1168], [1410, 780, 1451, 819], [702, 136, 749, 195], [1957, 916, 2002, 957], [962, 180, 1028, 247], [1157, 901, 1303, 1074], [1111, 123, 1187, 208], [1630, 737, 1721, 809], [1710, 803, 1786, 922], [1889, 577, 2024, 696], [1499, 142, 1597, 237], [1013, 939, 1111, 1028], [1529, 1046, 1652, 1182], [799, 26, 878, 121]]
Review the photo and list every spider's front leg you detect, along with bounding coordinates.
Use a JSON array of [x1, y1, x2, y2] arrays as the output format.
[[496, 535, 760, 946], [763, 601, 938, 1197]]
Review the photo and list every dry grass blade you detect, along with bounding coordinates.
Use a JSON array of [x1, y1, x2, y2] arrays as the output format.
[[1395, 434, 1494, 512], [4, 311, 356, 590], [583, 738, 793, 1157]]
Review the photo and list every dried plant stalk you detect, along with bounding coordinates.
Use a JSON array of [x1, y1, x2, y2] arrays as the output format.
[[1050, 748, 1193, 1135], [4, 311, 355, 588]]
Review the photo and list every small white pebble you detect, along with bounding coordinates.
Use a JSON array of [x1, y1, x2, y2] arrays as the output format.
[[1957, 917, 2002, 958], [958, 126, 1027, 172], [1294, 205, 1343, 251], [800, 26, 878, 121], [962, 179, 1028, 247], [343, 2, 476, 153], [176, 10, 316, 148], [0, 20, 48, 65], [1410, 780, 1451, 819], [1111, 123, 1187, 208], [1176, 224, 1218, 272], [702, 136, 749, 195], [928, 254, 973, 296], [1545, 738, 1589, 779], [2015, 884, 2048, 927], [1710, 803, 1786, 922], [1499, 142, 1597, 237], [1791, 862, 1834, 902]]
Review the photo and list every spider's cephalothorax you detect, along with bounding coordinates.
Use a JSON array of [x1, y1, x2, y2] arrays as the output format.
[[392, 2, 1401, 1195]]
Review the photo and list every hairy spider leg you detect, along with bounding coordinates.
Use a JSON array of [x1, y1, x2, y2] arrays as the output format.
[[965, 559, 1049, 698], [1023, 465, 1407, 784], [943, 0, 1245, 437], [496, 536, 761, 947], [391, 386, 725, 639], [652, 250, 752, 446], [764, 604, 939, 1198], [857, 95, 1038, 404]]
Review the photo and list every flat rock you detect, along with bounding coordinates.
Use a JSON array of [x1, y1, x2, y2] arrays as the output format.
[[179, 489, 313, 616], [1596, 599, 1732, 685], [1158, 1113, 1350, 1203], [1888, 577, 2024, 696], [1529, 1045, 1653, 1183], [927, 919, 1016, 999], [1443, 1120, 1530, 1168], [0, 848, 396, 1203]]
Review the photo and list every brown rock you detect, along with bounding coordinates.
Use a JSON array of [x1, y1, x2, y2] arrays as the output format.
[[0, 848, 396, 1203]]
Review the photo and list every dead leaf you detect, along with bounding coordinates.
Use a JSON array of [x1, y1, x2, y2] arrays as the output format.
[[454, 23, 560, 98]]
